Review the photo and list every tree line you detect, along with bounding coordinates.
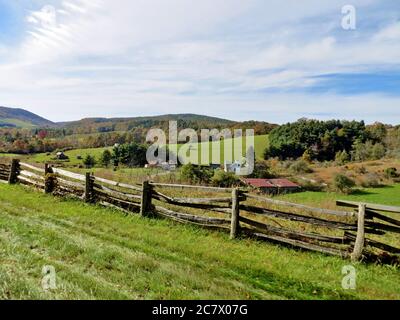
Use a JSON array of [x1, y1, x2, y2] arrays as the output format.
[[0, 118, 276, 155], [264, 119, 398, 162]]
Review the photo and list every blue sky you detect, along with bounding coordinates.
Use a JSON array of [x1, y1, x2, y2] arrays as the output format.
[[0, 0, 399, 123], [0, 2, 21, 44]]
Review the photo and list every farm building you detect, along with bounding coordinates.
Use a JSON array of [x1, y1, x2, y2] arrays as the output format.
[[145, 161, 177, 171], [242, 178, 300, 195], [224, 161, 241, 174], [55, 151, 69, 160]]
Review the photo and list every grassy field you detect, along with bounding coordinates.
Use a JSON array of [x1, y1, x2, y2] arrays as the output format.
[[0, 118, 35, 128], [26, 147, 112, 166], [0, 153, 20, 158], [0, 183, 399, 300], [170, 134, 268, 164], [22, 134, 269, 167], [278, 184, 400, 209]]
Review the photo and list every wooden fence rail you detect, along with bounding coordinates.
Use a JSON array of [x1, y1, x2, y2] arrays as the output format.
[[0, 158, 399, 264]]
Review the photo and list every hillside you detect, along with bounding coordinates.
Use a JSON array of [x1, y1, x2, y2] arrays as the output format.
[[59, 114, 277, 136], [0, 183, 399, 300], [61, 114, 234, 127], [0, 106, 55, 128], [0, 107, 276, 133]]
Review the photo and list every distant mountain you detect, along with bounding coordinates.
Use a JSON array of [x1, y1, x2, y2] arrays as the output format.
[[59, 114, 232, 133], [0, 107, 277, 135], [0, 106, 55, 128], [60, 113, 234, 126], [59, 113, 277, 136]]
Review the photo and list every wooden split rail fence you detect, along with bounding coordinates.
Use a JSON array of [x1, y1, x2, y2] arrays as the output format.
[[0, 159, 399, 263]]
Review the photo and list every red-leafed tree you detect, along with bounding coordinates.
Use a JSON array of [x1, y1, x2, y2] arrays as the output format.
[[38, 130, 48, 140]]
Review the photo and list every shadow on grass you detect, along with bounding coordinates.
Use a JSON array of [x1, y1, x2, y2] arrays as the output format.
[[350, 189, 376, 196], [375, 184, 396, 189], [351, 184, 396, 196]]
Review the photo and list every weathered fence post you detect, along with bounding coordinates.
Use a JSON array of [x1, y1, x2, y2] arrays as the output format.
[[8, 159, 20, 184], [351, 203, 366, 262], [85, 172, 95, 203], [44, 164, 55, 194], [140, 181, 153, 217], [230, 188, 240, 239]]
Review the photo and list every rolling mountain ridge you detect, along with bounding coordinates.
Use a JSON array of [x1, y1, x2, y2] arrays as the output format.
[[0, 106, 56, 128], [0, 106, 277, 136]]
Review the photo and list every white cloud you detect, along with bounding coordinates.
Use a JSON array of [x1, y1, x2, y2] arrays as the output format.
[[27, 5, 58, 28], [1, 86, 399, 125], [0, 0, 399, 123], [373, 22, 400, 41], [62, 1, 87, 13]]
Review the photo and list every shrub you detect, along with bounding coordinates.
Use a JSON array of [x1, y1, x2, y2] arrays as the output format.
[[360, 173, 381, 188], [351, 140, 387, 161], [335, 150, 350, 166], [211, 170, 240, 188], [99, 149, 112, 167], [180, 164, 213, 184], [333, 174, 356, 194], [289, 159, 313, 174], [296, 179, 325, 192], [83, 155, 96, 168], [355, 166, 368, 174], [372, 143, 386, 160], [249, 160, 273, 179], [384, 167, 398, 179], [302, 149, 313, 163], [281, 160, 294, 170]]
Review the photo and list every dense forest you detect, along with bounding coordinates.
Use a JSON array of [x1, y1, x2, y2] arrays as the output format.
[[264, 119, 399, 161]]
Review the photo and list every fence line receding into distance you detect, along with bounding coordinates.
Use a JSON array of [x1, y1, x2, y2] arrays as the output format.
[[0, 159, 399, 264]]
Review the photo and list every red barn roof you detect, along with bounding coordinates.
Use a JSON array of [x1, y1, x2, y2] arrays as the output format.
[[241, 178, 275, 188], [268, 179, 300, 188], [242, 178, 299, 189]]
